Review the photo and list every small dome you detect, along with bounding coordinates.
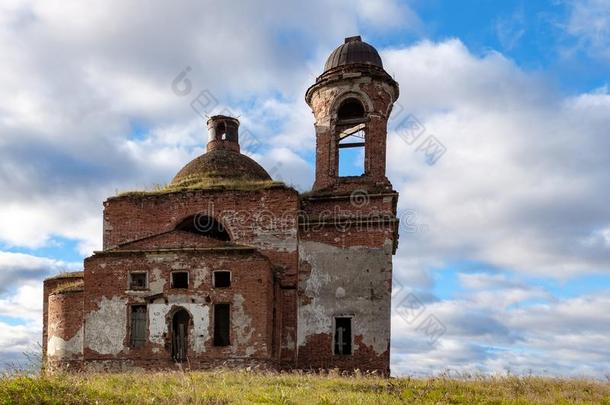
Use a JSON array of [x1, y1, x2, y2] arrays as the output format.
[[171, 149, 271, 187], [324, 36, 383, 72]]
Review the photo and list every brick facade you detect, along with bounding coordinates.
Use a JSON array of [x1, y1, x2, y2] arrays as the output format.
[[43, 36, 400, 375]]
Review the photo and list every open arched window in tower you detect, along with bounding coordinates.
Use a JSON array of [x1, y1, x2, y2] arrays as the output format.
[[336, 98, 366, 177], [217, 122, 227, 140], [175, 214, 231, 241]]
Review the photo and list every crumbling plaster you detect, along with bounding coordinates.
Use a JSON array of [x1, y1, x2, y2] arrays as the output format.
[[47, 326, 83, 358], [85, 296, 128, 355], [148, 302, 210, 353], [298, 240, 393, 355]]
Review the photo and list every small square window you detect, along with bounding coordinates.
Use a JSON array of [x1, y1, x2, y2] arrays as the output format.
[[129, 272, 147, 290], [171, 272, 189, 289], [214, 271, 231, 288]]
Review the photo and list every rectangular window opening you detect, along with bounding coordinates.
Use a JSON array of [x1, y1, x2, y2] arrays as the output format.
[[171, 272, 189, 289], [129, 272, 147, 290], [334, 317, 352, 355], [130, 305, 147, 348], [214, 304, 230, 346], [214, 271, 231, 288], [338, 127, 365, 177]]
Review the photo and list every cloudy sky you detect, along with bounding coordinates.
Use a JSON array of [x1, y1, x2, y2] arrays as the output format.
[[1, 0, 610, 377]]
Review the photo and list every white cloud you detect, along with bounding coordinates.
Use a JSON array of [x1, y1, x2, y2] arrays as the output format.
[[0, 321, 42, 369], [0, 0, 609, 378], [383, 39, 610, 278], [0, 0, 412, 255], [0, 283, 43, 323], [391, 287, 610, 377], [565, 0, 610, 60], [0, 251, 80, 292], [355, 0, 422, 32], [0, 252, 78, 370]]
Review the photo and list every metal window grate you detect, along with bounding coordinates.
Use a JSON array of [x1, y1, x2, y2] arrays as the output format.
[[131, 305, 147, 348], [334, 317, 352, 355]]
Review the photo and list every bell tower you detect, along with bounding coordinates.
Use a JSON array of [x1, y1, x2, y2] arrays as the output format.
[[297, 36, 400, 375], [305, 35, 399, 192]]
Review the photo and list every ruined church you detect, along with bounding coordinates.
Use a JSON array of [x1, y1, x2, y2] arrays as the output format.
[[43, 36, 400, 374]]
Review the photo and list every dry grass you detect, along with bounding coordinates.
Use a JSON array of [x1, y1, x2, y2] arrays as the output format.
[[51, 280, 84, 294], [115, 178, 287, 198], [45, 272, 84, 280], [1, 370, 609, 404]]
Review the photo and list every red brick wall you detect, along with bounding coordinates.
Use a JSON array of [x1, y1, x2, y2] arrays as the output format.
[[296, 193, 396, 374], [101, 187, 300, 367], [300, 193, 398, 250], [306, 68, 398, 193], [103, 188, 298, 250], [297, 335, 389, 374], [82, 250, 275, 366], [47, 290, 84, 354], [42, 274, 83, 367]]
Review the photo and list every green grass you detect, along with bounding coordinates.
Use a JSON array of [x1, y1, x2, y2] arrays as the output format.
[[1, 370, 609, 404]]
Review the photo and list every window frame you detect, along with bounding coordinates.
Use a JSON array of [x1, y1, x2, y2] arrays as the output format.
[[333, 315, 354, 356], [129, 304, 147, 348], [335, 97, 368, 177], [170, 271, 189, 289], [213, 271, 232, 288], [213, 303, 231, 347], [128, 271, 148, 291]]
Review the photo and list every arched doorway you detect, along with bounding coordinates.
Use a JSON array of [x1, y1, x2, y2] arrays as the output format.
[[171, 308, 191, 363]]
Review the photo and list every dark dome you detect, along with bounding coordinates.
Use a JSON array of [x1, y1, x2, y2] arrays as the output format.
[[324, 36, 383, 72], [171, 149, 271, 187]]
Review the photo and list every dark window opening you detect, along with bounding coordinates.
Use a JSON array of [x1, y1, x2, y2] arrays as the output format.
[[334, 317, 352, 355], [216, 122, 226, 140], [337, 98, 365, 121], [214, 304, 230, 346], [130, 305, 147, 348], [171, 272, 189, 289], [176, 214, 231, 241], [214, 271, 231, 288], [129, 272, 147, 290], [172, 308, 190, 362]]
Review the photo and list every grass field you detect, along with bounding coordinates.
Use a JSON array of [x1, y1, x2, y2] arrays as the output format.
[[1, 370, 609, 404]]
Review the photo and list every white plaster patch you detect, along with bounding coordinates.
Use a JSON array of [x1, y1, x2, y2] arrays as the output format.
[[47, 326, 83, 358], [188, 305, 210, 353], [170, 261, 188, 270], [251, 230, 298, 253], [297, 240, 393, 355], [148, 303, 210, 353], [146, 253, 178, 263], [192, 267, 209, 289], [232, 294, 255, 355], [149, 267, 166, 293], [85, 296, 128, 355]]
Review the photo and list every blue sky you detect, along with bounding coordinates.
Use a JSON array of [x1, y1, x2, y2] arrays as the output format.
[[0, 0, 609, 376]]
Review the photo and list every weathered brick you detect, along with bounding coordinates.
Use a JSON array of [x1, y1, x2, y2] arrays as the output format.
[[43, 36, 399, 375]]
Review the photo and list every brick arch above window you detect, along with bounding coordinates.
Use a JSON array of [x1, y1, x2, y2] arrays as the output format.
[[175, 214, 231, 241]]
